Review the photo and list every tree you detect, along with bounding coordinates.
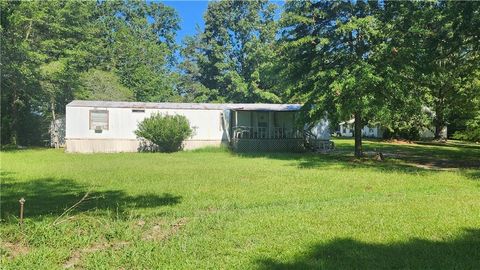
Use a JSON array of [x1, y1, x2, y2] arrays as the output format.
[[279, 0, 480, 153], [0, 0, 182, 146], [382, 1, 480, 140], [1, 0, 98, 145], [96, 0, 180, 102], [179, 0, 280, 103], [75, 69, 134, 101], [279, 1, 387, 157], [452, 69, 480, 142], [370, 1, 437, 139], [1, 1, 36, 145], [429, 2, 479, 139], [177, 35, 217, 102]]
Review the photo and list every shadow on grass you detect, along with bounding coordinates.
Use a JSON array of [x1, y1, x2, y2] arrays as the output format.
[[237, 151, 432, 175], [335, 139, 480, 168], [466, 170, 480, 180], [256, 228, 480, 269], [415, 140, 480, 150], [0, 175, 181, 221], [235, 139, 480, 179]]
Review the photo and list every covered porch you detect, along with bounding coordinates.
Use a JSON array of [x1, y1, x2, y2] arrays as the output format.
[[229, 109, 305, 152]]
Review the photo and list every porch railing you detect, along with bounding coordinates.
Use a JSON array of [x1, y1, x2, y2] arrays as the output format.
[[233, 126, 303, 139]]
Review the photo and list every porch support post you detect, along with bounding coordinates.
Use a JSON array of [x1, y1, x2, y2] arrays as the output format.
[[268, 111, 272, 139], [235, 111, 238, 127]]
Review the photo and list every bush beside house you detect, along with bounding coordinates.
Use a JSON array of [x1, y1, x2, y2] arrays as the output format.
[[135, 113, 193, 152]]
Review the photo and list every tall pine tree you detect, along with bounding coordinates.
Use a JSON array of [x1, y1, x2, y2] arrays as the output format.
[[179, 0, 280, 103]]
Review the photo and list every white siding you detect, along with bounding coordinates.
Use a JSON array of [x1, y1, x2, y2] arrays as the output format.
[[339, 123, 382, 138], [66, 106, 226, 141], [339, 124, 354, 137], [362, 126, 381, 138]]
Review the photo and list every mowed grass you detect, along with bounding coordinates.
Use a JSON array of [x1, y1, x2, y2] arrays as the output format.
[[1, 139, 479, 269]]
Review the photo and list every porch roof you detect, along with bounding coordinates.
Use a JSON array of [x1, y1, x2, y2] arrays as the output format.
[[229, 104, 301, 112]]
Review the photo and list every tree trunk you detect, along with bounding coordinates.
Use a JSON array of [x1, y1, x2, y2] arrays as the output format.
[[434, 87, 447, 140], [24, 19, 33, 41], [354, 111, 363, 158], [51, 99, 59, 149], [11, 85, 18, 146], [434, 122, 446, 140], [434, 105, 446, 140]]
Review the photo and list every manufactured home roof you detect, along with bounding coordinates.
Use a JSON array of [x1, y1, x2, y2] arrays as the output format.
[[66, 100, 302, 111]]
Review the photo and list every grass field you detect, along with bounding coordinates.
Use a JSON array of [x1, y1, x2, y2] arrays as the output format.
[[1, 139, 480, 269]]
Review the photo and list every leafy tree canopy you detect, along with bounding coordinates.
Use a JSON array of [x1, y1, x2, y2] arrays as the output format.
[[75, 69, 134, 101], [179, 0, 281, 103]]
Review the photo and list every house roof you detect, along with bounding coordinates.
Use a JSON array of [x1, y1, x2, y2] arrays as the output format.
[[339, 119, 355, 125], [66, 100, 302, 112]]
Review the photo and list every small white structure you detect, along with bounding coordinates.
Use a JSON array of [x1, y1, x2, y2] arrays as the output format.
[[65, 100, 331, 153], [50, 116, 66, 148], [338, 120, 383, 138], [418, 127, 447, 139]]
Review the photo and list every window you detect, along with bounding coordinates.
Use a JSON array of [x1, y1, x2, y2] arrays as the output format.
[[89, 110, 109, 130]]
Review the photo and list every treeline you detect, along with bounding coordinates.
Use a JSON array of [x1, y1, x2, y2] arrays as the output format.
[[1, 0, 479, 151]]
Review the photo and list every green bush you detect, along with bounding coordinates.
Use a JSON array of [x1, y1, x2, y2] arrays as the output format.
[[135, 113, 193, 152], [382, 126, 420, 141], [453, 114, 480, 142]]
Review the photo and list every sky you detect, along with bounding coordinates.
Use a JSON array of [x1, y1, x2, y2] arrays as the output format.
[[162, 1, 209, 43]]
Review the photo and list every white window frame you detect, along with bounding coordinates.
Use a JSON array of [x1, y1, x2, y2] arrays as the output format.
[[89, 110, 109, 130]]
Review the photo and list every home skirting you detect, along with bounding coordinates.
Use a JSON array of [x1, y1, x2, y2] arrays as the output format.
[[65, 138, 225, 153], [231, 138, 305, 152]]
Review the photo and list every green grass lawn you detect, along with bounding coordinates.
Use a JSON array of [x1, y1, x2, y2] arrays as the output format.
[[1, 139, 480, 269]]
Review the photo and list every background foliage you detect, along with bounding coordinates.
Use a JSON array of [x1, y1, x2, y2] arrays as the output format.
[[1, 0, 479, 149]]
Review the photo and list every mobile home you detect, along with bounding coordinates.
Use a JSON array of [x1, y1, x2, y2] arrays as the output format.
[[65, 100, 331, 153]]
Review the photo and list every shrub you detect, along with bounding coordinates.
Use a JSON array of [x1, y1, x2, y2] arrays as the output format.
[[135, 113, 193, 152], [382, 126, 420, 141], [453, 114, 480, 142]]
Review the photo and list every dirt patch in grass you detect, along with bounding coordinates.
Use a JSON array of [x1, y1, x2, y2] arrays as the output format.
[[1, 241, 29, 260], [384, 139, 416, 144], [63, 216, 189, 268], [391, 154, 479, 170], [142, 217, 187, 242], [63, 241, 129, 269], [360, 151, 479, 170]]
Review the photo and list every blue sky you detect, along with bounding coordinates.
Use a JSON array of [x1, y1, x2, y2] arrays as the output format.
[[162, 1, 284, 43], [162, 1, 209, 43]]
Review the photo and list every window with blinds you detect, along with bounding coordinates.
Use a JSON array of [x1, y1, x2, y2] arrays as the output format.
[[89, 110, 109, 130]]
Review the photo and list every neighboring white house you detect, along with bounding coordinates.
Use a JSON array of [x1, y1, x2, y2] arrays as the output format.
[[338, 120, 383, 138], [338, 119, 447, 139], [418, 127, 447, 139], [65, 100, 331, 153]]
